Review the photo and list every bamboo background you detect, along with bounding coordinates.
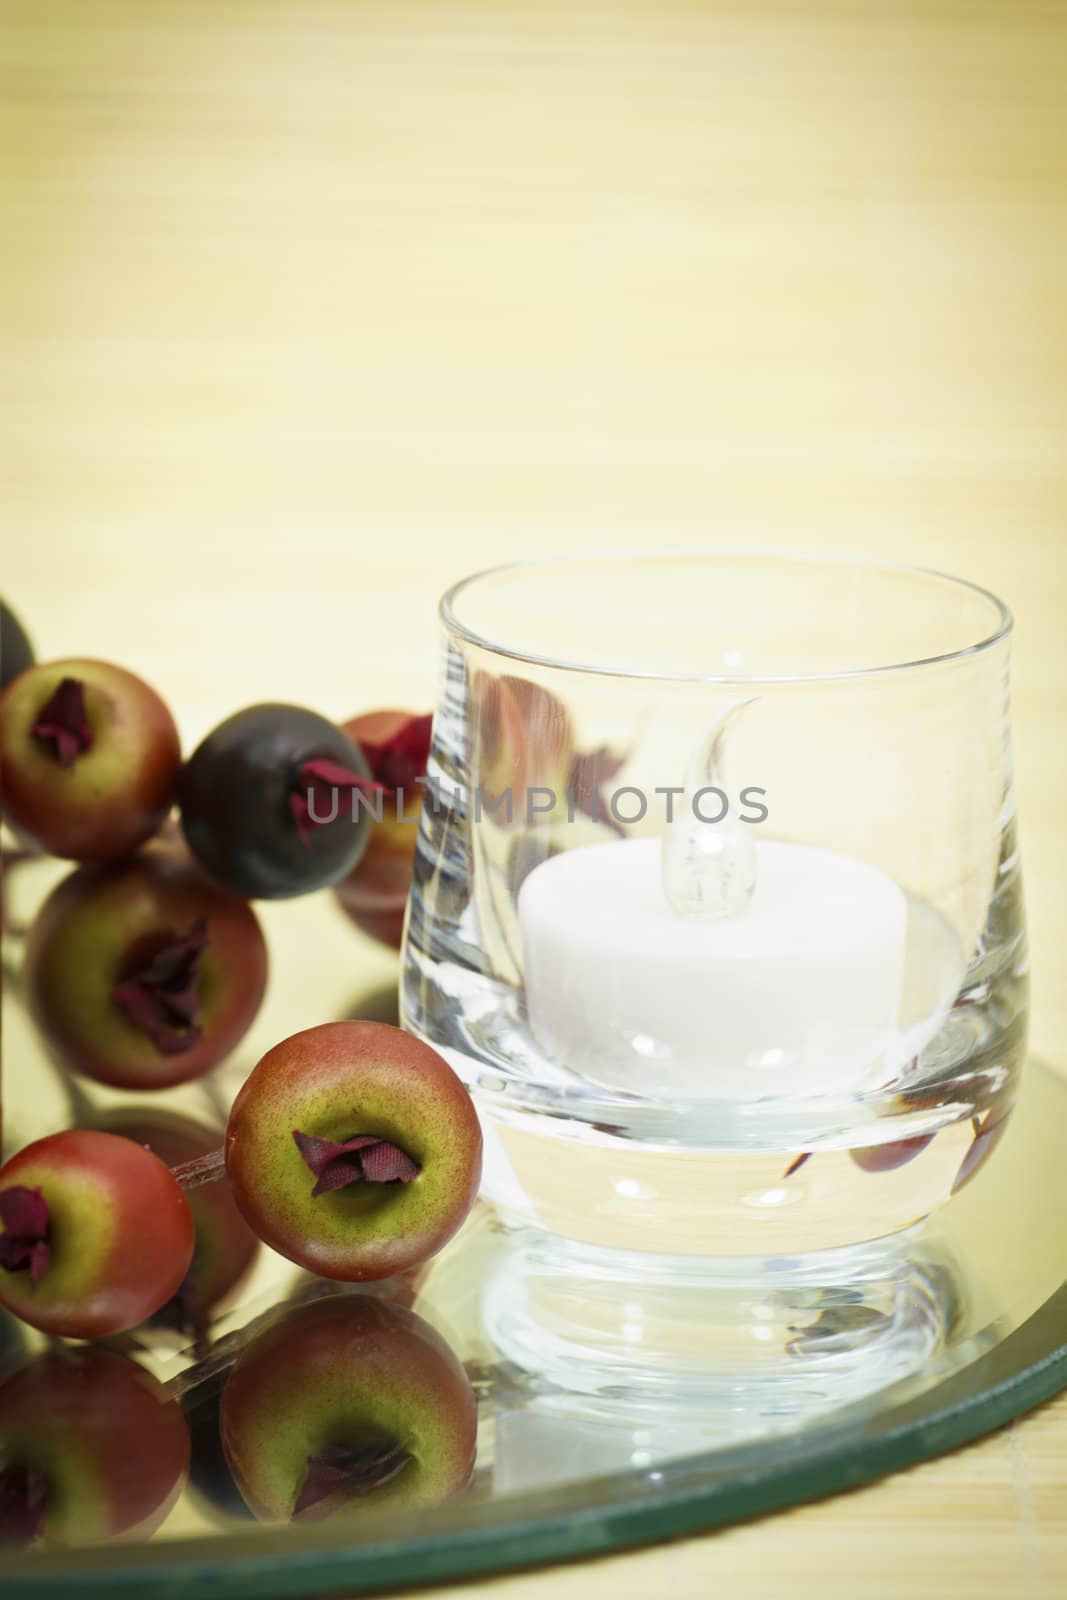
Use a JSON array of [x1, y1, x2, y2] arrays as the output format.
[[3, 3, 1066, 1593]]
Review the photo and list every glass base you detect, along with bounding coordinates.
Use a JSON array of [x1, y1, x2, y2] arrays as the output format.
[[480, 1223, 955, 1424]]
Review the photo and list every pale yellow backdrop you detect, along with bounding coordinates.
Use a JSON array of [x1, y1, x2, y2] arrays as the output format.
[[2, 2, 1065, 1596]]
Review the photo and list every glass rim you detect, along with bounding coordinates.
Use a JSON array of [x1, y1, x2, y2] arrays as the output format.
[[439, 549, 1013, 685]]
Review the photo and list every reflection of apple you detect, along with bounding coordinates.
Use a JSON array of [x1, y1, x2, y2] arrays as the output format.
[[0, 1348, 189, 1548], [471, 674, 572, 826], [95, 1111, 260, 1330], [334, 880, 407, 951], [850, 1134, 934, 1173], [24, 845, 269, 1091], [333, 709, 431, 951], [182, 1369, 255, 1524], [221, 1294, 476, 1523]]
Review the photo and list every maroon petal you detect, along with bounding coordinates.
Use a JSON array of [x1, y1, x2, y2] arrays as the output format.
[[358, 714, 433, 794], [360, 1141, 421, 1184], [0, 1186, 48, 1239], [782, 1152, 812, 1179], [850, 1134, 935, 1174], [289, 759, 380, 846], [952, 1110, 1012, 1195], [112, 918, 208, 1056], [309, 1161, 365, 1197], [292, 1129, 421, 1196], [31, 677, 94, 767], [293, 1440, 410, 1519], [292, 1131, 375, 1197], [26, 1242, 51, 1285], [0, 1186, 51, 1286], [291, 1131, 366, 1170], [0, 1462, 48, 1548]]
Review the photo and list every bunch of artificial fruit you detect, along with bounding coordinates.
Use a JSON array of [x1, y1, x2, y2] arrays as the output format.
[[0, 1290, 477, 1546], [0, 598, 430, 934], [0, 1018, 480, 1348], [0, 598, 481, 1346]]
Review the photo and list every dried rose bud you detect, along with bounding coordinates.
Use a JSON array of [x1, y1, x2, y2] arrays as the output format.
[[292, 1131, 421, 1195], [31, 677, 94, 767]]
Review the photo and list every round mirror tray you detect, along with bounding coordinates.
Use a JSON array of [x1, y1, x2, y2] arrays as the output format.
[[2, 866, 1064, 1599]]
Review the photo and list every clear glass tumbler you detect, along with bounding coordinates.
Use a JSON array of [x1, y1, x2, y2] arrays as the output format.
[[402, 554, 1027, 1289]]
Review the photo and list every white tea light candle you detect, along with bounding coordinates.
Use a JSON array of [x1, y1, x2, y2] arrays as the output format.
[[518, 838, 908, 1100]]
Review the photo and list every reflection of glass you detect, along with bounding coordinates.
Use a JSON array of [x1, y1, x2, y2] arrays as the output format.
[[1, 1066, 1065, 1585], [482, 1227, 961, 1427], [404, 554, 1027, 1261]]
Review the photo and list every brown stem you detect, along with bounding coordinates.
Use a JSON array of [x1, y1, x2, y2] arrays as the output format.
[[170, 1145, 227, 1192]]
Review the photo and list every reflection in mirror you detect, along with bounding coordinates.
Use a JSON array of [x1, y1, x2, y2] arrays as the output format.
[[0, 1345, 189, 1550], [217, 1293, 477, 1524], [88, 1110, 260, 1342]]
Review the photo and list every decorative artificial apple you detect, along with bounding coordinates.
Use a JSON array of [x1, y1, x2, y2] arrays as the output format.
[[0, 1348, 189, 1548], [221, 1293, 476, 1523], [334, 709, 432, 950], [225, 1021, 482, 1282], [95, 1110, 260, 1331], [0, 598, 34, 692], [0, 658, 181, 861], [0, 1130, 195, 1338], [178, 703, 374, 900], [23, 845, 268, 1091]]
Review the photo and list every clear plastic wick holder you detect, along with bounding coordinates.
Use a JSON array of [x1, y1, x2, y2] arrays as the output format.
[[659, 698, 758, 920]]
